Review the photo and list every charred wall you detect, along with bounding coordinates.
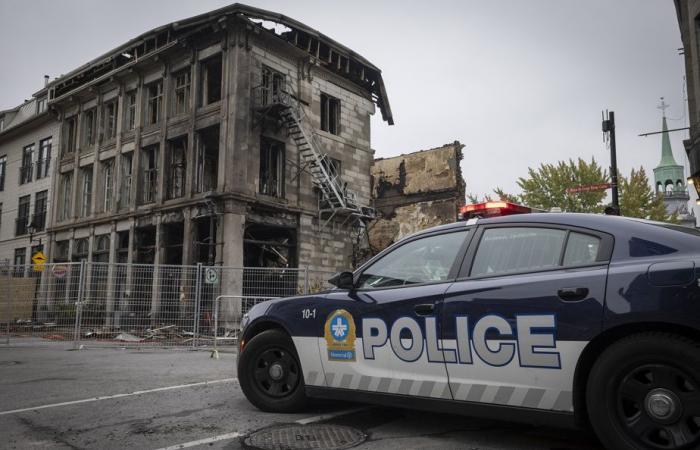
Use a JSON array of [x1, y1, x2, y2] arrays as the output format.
[[369, 141, 466, 252]]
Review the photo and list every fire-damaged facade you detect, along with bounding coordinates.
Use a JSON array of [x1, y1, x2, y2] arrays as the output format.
[[369, 142, 466, 252], [45, 4, 392, 276], [37, 4, 392, 328]]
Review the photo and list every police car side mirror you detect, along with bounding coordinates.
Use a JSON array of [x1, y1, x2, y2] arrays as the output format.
[[328, 271, 355, 290]]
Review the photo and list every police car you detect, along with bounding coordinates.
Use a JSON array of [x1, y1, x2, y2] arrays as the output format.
[[237, 206, 700, 450]]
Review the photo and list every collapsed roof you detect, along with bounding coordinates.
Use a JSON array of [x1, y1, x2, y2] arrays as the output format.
[[46, 3, 393, 124]]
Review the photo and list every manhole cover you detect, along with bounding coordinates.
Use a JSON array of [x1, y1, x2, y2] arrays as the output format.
[[244, 424, 366, 450]]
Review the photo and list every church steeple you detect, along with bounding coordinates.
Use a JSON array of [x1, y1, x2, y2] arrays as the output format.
[[652, 98, 690, 217], [658, 115, 680, 167]]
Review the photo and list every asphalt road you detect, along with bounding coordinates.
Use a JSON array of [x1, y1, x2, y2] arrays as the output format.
[[0, 345, 603, 450]]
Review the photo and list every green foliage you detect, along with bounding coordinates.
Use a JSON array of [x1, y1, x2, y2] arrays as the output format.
[[517, 158, 608, 213], [618, 167, 678, 223], [474, 159, 681, 223]]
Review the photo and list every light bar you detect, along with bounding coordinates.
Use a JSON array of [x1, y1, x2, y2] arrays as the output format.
[[460, 201, 532, 219]]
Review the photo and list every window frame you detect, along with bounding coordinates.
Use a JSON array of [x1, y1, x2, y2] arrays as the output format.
[[353, 227, 474, 292], [458, 222, 614, 281]]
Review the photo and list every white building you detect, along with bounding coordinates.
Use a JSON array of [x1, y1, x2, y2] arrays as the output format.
[[0, 86, 58, 267]]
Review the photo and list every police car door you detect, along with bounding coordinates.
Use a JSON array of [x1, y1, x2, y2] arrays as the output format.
[[441, 224, 611, 414], [321, 228, 472, 400]]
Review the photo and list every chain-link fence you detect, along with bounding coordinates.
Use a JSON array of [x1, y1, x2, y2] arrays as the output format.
[[0, 262, 334, 349]]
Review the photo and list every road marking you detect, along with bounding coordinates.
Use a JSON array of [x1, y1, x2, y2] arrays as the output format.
[[154, 405, 371, 450], [0, 378, 237, 416]]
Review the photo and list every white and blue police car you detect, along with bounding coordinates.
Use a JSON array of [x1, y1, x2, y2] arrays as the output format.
[[237, 209, 700, 450]]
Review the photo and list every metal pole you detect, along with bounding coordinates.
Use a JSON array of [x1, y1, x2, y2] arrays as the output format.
[[303, 266, 309, 295], [609, 112, 620, 214], [73, 260, 86, 349], [603, 111, 620, 215], [193, 263, 202, 348]]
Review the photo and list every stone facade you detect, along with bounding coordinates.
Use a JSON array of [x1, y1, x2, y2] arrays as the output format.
[[675, 1, 700, 184], [369, 142, 465, 252], [44, 4, 391, 278], [0, 94, 57, 266]]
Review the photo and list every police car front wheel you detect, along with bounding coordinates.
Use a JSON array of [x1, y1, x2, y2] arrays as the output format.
[[586, 333, 700, 450], [238, 329, 308, 412]]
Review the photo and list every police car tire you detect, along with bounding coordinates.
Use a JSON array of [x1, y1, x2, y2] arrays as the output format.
[[237, 329, 308, 413], [586, 332, 700, 450]]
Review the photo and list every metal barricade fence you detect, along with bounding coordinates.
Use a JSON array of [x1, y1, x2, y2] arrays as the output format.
[[0, 262, 336, 349]]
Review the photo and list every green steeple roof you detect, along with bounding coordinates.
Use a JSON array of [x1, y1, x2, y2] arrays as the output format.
[[658, 116, 679, 167]]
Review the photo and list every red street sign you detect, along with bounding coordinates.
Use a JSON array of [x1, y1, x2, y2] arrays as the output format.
[[566, 183, 612, 194]]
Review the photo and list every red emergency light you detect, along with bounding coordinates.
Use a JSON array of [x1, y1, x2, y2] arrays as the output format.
[[460, 201, 532, 220]]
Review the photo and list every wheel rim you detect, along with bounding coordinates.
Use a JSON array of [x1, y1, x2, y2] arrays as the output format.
[[251, 347, 300, 398], [616, 363, 700, 449]]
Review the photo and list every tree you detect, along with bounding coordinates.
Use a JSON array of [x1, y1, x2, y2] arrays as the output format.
[[472, 159, 679, 223], [618, 167, 678, 222], [517, 158, 608, 213], [466, 188, 521, 204]]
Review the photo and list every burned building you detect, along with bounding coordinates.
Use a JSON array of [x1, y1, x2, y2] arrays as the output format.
[[43, 4, 392, 324], [369, 142, 465, 252]]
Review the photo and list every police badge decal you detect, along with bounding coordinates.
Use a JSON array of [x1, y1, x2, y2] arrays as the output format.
[[324, 309, 357, 361]]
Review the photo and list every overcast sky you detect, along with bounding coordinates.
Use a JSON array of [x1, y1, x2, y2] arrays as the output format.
[[0, 0, 689, 201]]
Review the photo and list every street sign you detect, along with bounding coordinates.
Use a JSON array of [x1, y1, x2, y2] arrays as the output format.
[[205, 268, 219, 284], [52, 265, 68, 278], [566, 183, 612, 194], [32, 251, 47, 272]]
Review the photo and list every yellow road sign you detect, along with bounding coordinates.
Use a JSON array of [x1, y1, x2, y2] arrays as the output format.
[[32, 251, 46, 264], [32, 251, 46, 271]]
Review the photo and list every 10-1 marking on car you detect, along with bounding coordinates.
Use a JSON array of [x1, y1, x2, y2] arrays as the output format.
[[301, 308, 317, 319]]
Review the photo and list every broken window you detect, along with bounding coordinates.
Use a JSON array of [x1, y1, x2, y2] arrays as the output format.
[[36, 137, 51, 179], [195, 126, 219, 193], [116, 231, 129, 263], [79, 165, 93, 217], [103, 100, 118, 140], [119, 152, 133, 210], [33, 190, 47, 231], [83, 109, 97, 147], [59, 172, 73, 221], [16, 195, 30, 236], [320, 93, 340, 135], [243, 223, 297, 271], [125, 91, 137, 131], [101, 159, 114, 212], [173, 70, 191, 115], [162, 222, 184, 265], [146, 81, 163, 125], [259, 137, 284, 198], [140, 145, 159, 204], [261, 66, 285, 105], [19, 144, 33, 184], [0, 155, 5, 191], [199, 54, 222, 107], [134, 226, 156, 264], [166, 137, 187, 199], [63, 116, 77, 156], [193, 216, 217, 264]]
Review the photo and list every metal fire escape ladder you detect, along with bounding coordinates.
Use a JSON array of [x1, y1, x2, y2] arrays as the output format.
[[253, 80, 375, 230]]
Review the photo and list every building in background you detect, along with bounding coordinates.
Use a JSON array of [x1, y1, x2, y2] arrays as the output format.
[[653, 112, 695, 226], [40, 4, 391, 326], [0, 86, 57, 267], [369, 142, 465, 253], [675, 1, 700, 195]]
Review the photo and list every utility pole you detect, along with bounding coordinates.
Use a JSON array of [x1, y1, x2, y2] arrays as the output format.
[[602, 110, 620, 215]]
